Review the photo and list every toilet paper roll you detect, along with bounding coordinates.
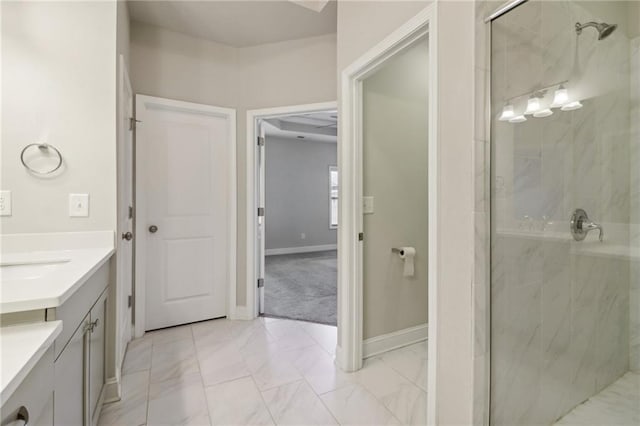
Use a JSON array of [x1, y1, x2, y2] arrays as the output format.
[[399, 247, 416, 277]]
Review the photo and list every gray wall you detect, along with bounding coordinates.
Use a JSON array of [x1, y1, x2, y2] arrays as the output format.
[[265, 136, 337, 250], [1, 1, 118, 233]]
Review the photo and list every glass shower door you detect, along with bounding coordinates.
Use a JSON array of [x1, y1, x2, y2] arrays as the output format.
[[490, 0, 639, 424]]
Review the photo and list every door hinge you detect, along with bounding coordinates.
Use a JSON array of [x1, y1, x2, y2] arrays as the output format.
[[128, 295, 132, 308], [258, 207, 265, 217], [257, 136, 265, 147], [358, 232, 364, 241], [128, 205, 134, 219], [129, 117, 142, 131], [257, 278, 264, 288]]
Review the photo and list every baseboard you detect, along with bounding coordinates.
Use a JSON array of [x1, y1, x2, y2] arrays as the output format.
[[102, 375, 121, 404], [228, 305, 253, 321], [363, 323, 428, 359], [265, 244, 337, 256]]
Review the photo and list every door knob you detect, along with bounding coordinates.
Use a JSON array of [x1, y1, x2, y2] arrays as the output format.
[[149, 225, 158, 233], [122, 231, 133, 241]]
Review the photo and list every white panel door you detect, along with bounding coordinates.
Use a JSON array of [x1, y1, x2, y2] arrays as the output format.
[[138, 96, 233, 331]]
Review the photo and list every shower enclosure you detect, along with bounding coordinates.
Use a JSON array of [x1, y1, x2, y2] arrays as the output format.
[[490, 0, 639, 424]]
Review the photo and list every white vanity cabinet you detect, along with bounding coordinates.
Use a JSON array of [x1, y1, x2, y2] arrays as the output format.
[[50, 262, 110, 426], [89, 291, 107, 424], [53, 315, 87, 426], [1, 347, 55, 426]]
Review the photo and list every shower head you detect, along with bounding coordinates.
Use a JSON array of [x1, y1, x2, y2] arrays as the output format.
[[575, 21, 617, 40]]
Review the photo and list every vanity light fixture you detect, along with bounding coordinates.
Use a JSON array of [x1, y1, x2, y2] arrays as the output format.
[[498, 104, 515, 121], [561, 100, 583, 111], [509, 115, 527, 123], [533, 108, 553, 118], [550, 85, 569, 108], [524, 95, 541, 115]]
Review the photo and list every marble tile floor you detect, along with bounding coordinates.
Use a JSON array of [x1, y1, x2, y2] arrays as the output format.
[[554, 371, 640, 426], [99, 317, 428, 426]]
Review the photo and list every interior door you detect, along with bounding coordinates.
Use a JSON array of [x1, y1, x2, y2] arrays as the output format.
[[257, 121, 266, 315], [137, 96, 232, 331], [117, 55, 134, 359]]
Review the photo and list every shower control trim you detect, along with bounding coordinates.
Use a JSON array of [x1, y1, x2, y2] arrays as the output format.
[[570, 208, 604, 242]]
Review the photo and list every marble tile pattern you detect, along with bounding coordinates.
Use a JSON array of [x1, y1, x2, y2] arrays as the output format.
[[554, 371, 640, 425], [490, 1, 636, 425], [98, 317, 428, 426]]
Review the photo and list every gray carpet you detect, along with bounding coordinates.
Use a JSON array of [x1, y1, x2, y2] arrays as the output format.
[[264, 250, 337, 326]]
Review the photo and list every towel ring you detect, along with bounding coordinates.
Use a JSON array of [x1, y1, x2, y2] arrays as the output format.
[[20, 143, 63, 175]]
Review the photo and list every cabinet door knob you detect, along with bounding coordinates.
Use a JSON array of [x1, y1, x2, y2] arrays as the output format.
[[122, 231, 133, 241], [148, 225, 158, 233]]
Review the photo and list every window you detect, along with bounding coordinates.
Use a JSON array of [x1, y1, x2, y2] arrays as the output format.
[[329, 166, 338, 229]]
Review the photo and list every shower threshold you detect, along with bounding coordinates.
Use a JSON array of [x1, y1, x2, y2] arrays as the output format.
[[554, 371, 640, 425]]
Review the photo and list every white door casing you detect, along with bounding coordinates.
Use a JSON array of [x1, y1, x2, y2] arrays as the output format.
[[116, 54, 134, 367], [338, 4, 437, 423], [245, 102, 338, 320], [135, 95, 236, 333], [257, 121, 266, 315]]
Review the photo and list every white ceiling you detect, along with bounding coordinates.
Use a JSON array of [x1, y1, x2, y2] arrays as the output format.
[[264, 111, 337, 143], [128, 0, 337, 47]]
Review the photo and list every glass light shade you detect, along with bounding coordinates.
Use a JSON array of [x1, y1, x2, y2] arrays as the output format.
[[498, 104, 515, 121], [509, 115, 527, 123], [524, 96, 541, 115], [561, 101, 583, 111], [533, 108, 553, 118], [550, 86, 569, 108]]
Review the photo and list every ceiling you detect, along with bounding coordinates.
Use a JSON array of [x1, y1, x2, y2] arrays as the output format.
[[264, 111, 337, 143], [128, 0, 337, 47]]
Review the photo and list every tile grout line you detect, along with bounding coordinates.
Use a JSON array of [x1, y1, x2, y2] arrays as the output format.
[[249, 374, 279, 425], [189, 325, 214, 426]]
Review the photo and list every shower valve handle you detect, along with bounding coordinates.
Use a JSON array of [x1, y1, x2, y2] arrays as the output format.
[[570, 208, 604, 242]]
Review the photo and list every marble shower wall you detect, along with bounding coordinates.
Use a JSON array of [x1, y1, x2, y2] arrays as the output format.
[[490, 1, 635, 425]]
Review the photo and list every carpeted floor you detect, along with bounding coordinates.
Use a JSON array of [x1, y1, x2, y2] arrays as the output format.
[[264, 250, 337, 325]]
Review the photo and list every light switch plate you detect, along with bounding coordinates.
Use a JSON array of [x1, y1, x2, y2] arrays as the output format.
[[363, 196, 374, 214], [69, 193, 89, 217], [0, 190, 12, 216]]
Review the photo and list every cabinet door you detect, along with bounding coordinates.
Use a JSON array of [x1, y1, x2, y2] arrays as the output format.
[[89, 291, 107, 424], [54, 314, 89, 426]]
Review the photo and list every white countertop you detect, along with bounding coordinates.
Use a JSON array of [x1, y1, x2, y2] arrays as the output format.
[[0, 248, 114, 313], [0, 321, 62, 404], [0, 231, 115, 314]]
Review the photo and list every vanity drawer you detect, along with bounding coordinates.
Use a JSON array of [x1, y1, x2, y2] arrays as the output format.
[[1, 346, 54, 426], [51, 262, 109, 360]]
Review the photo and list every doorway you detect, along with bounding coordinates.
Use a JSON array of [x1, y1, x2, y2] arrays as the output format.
[[246, 102, 338, 327], [260, 112, 338, 325]]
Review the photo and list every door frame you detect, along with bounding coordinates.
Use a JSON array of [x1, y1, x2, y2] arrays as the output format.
[[245, 101, 338, 320], [134, 95, 237, 337], [338, 3, 437, 422], [115, 54, 134, 367]]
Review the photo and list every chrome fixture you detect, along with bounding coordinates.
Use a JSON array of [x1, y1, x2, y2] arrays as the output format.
[[485, 0, 528, 22], [575, 21, 617, 40], [20, 143, 63, 175], [570, 208, 604, 242]]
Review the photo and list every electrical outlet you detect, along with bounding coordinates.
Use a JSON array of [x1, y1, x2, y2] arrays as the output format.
[[69, 193, 89, 217], [301, 233, 306, 240], [0, 190, 12, 216]]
